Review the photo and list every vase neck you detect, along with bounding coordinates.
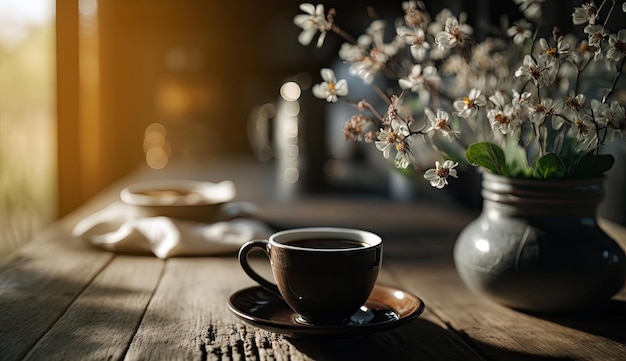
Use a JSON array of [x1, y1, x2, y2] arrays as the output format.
[[481, 173, 604, 217]]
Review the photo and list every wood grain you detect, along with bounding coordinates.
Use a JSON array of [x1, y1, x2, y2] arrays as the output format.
[[0, 237, 113, 361], [123, 257, 292, 361], [393, 258, 626, 361], [121, 256, 485, 361], [2, 158, 624, 361], [22, 256, 163, 361]]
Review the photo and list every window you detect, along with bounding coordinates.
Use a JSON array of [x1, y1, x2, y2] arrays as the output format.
[[0, 0, 56, 258]]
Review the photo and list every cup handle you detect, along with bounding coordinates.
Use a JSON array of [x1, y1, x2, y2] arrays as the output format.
[[238, 240, 281, 297]]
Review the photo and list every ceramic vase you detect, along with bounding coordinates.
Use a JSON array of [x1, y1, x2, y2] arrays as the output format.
[[453, 172, 626, 312]]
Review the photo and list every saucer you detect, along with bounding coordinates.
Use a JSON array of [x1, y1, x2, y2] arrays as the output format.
[[227, 284, 425, 339]]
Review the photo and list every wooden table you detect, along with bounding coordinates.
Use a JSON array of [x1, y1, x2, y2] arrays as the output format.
[[1, 157, 625, 361]]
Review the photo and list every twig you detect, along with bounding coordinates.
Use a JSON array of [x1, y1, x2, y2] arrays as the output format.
[[602, 57, 626, 103]]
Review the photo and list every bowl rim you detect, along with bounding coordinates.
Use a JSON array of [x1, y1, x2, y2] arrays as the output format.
[[120, 179, 235, 207]]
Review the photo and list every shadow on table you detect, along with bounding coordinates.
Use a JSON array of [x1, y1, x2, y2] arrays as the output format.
[[287, 318, 478, 361], [524, 298, 626, 345], [0, 251, 166, 361], [286, 317, 579, 361]]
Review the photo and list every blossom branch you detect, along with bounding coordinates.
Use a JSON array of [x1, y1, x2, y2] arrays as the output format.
[[602, 57, 626, 104], [296, 0, 625, 186]]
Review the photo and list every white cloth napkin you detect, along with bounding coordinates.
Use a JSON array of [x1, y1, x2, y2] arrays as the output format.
[[72, 201, 272, 259]]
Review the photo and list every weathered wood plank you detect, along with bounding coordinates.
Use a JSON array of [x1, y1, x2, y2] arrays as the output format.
[[0, 236, 113, 361], [21, 256, 163, 361], [393, 258, 626, 361], [124, 257, 293, 361], [3, 157, 623, 361], [123, 256, 485, 361]]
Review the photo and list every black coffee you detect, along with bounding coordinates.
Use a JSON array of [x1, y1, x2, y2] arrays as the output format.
[[286, 238, 368, 249]]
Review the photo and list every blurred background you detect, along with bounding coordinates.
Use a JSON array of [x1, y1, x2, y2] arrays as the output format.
[[0, 0, 623, 259], [0, 0, 55, 259]]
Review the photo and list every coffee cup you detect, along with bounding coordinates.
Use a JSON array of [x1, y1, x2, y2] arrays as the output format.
[[238, 227, 382, 325]]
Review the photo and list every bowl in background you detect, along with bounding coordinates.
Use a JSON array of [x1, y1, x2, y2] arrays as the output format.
[[120, 179, 236, 222]]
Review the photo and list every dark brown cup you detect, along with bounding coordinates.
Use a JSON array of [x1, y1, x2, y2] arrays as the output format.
[[238, 227, 382, 325]]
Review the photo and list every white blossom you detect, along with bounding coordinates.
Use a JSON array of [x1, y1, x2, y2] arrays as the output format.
[[488, 105, 519, 134], [514, 0, 545, 20], [423, 160, 458, 189], [428, 8, 453, 35], [572, 2, 598, 25], [397, 26, 430, 61], [568, 114, 598, 150], [570, 40, 597, 69], [375, 120, 412, 168], [398, 64, 440, 102], [489, 91, 508, 110], [584, 24, 607, 48], [293, 3, 328, 47], [435, 16, 473, 50], [597, 100, 626, 142], [375, 129, 397, 159], [375, 117, 409, 153], [340, 20, 401, 84], [607, 29, 626, 62], [312, 68, 348, 103], [453, 89, 486, 118], [538, 38, 569, 64], [293, 0, 624, 186], [346, 57, 380, 85], [561, 92, 588, 122], [507, 19, 533, 45], [514, 55, 554, 87], [528, 98, 562, 125], [394, 144, 415, 169], [512, 90, 532, 110], [424, 108, 460, 141]]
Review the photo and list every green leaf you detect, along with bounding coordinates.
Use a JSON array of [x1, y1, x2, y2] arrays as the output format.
[[465, 142, 508, 175], [535, 152, 566, 179], [572, 152, 615, 178], [504, 137, 532, 178]]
